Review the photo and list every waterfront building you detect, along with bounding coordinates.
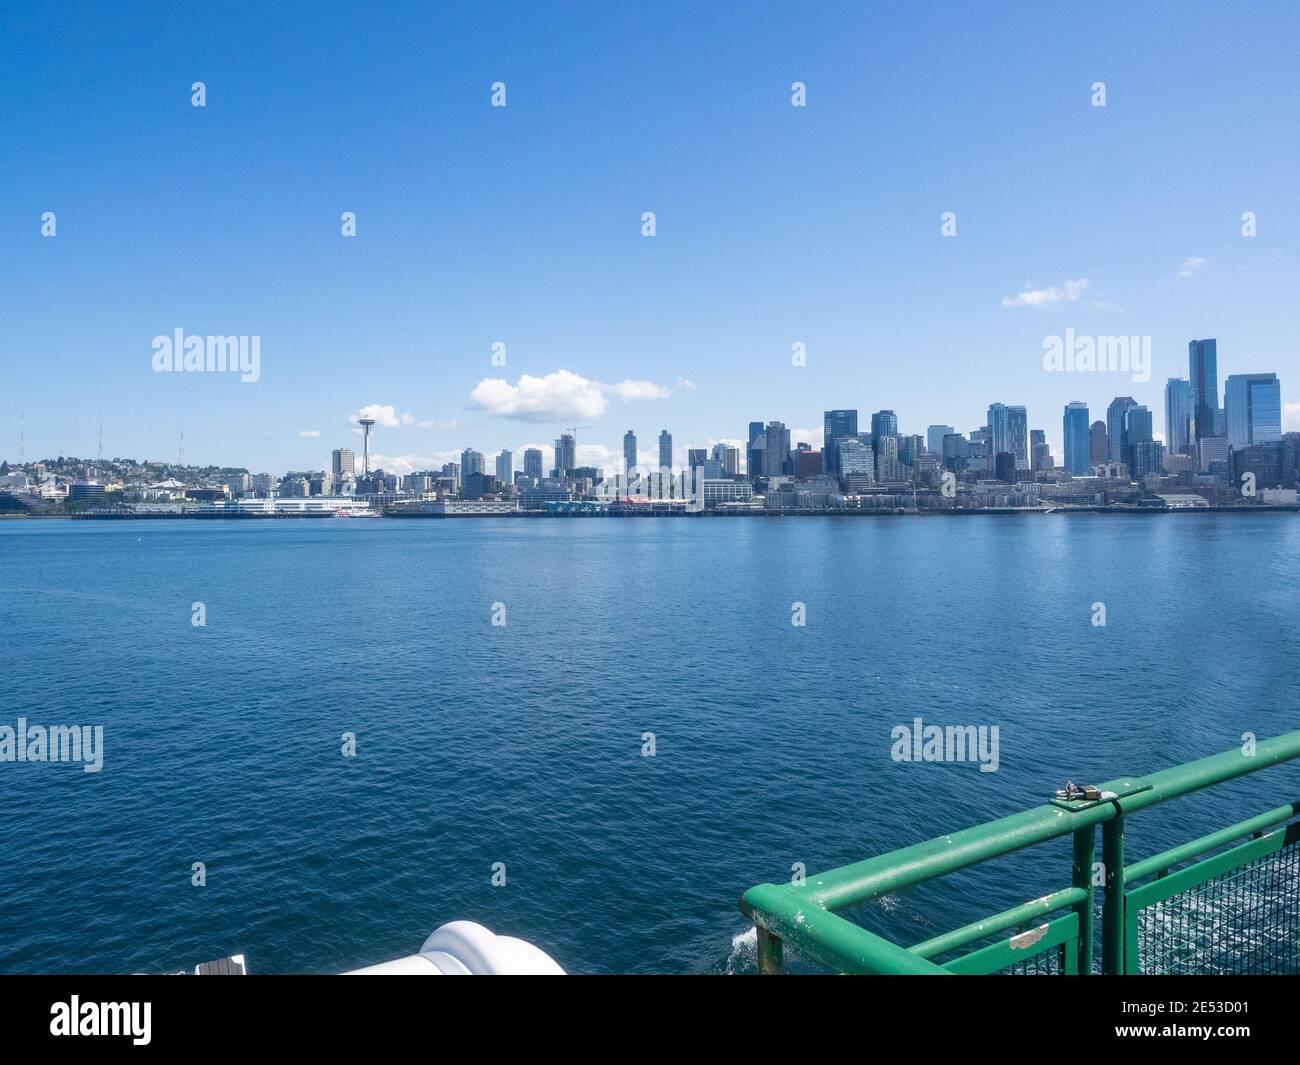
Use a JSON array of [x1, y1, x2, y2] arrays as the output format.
[[1164, 379, 1192, 456], [1224, 373, 1282, 450], [824, 410, 859, 473], [701, 479, 754, 507], [837, 438, 874, 483], [1063, 402, 1090, 475], [1189, 338, 1220, 442]]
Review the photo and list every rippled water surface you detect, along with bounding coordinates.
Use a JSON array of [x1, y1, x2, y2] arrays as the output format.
[[1, 515, 1297, 973]]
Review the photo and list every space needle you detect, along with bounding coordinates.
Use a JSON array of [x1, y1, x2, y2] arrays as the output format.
[[359, 416, 376, 477]]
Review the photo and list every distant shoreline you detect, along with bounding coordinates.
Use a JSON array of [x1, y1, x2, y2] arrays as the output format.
[[3, 506, 1297, 521]]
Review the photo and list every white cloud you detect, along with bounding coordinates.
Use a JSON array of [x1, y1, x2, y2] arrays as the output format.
[[1002, 278, 1089, 308], [349, 403, 403, 429], [297, 429, 320, 438], [608, 379, 671, 402], [469, 369, 670, 423], [676, 377, 697, 391], [417, 418, 459, 431], [1285, 401, 1300, 432], [1177, 256, 1207, 279]]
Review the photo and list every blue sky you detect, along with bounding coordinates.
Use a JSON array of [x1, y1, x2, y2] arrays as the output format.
[[2, 0, 1297, 475]]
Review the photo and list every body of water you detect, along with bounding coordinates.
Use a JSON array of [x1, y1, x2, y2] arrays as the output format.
[[1, 515, 1298, 973]]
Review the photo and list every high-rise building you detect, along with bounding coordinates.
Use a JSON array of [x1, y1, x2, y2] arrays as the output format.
[[823, 410, 859, 473], [762, 422, 791, 477], [1224, 373, 1282, 450], [711, 443, 739, 476], [870, 410, 898, 449], [553, 434, 576, 477], [495, 449, 513, 486], [1063, 402, 1090, 475], [1189, 338, 1220, 442], [461, 448, 485, 478], [746, 422, 765, 478], [1030, 429, 1052, 472], [1106, 397, 1137, 463], [1164, 379, 1192, 456], [331, 448, 356, 483], [623, 430, 637, 478], [1123, 405, 1154, 469], [1089, 420, 1108, 467], [927, 425, 955, 458], [658, 430, 673, 472], [994, 452, 1017, 483], [523, 448, 543, 481], [1132, 440, 1165, 479], [987, 403, 1029, 471], [837, 438, 874, 481], [687, 448, 707, 469]]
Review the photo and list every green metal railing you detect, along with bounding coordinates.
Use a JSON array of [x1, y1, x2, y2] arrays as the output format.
[[741, 730, 1300, 974]]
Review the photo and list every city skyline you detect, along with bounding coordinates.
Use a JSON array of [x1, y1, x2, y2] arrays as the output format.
[[3, 2, 1299, 476]]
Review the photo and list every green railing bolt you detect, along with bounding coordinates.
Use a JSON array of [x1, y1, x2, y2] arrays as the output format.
[[756, 927, 784, 975], [1071, 826, 1096, 975], [1101, 814, 1126, 975]]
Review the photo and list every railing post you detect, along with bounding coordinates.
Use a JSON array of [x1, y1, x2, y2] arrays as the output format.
[[756, 927, 784, 974], [1071, 826, 1095, 974], [1101, 814, 1126, 974]]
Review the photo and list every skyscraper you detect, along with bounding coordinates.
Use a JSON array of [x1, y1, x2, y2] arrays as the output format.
[[331, 448, 355, 483], [824, 409, 859, 473], [495, 449, 513, 486], [1189, 338, 1220, 442], [1123, 405, 1153, 469], [623, 430, 637, 478], [1224, 373, 1282, 450], [1106, 397, 1137, 463], [553, 433, 576, 476], [523, 448, 543, 481], [658, 430, 673, 472], [927, 425, 955, 457], [989, 403, 1028, 471], [762, 421, 791, 477], [1089, 421, 1108, 467], [461, 448, 485, 478], [1063, 402, 1090, 475], [870, 410, 898, 448], [711, 443, 739, 475], [1164, 378, 1192, 456]]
